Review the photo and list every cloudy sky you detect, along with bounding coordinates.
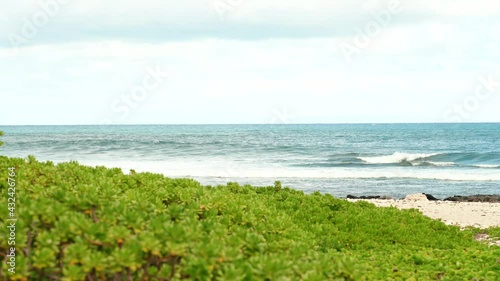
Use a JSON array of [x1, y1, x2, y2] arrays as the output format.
[[1, 0, 499, 125]]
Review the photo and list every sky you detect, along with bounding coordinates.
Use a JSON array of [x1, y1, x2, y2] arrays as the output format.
[[0, 0, 499, 125]]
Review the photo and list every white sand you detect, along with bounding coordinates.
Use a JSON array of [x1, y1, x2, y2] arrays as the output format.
[[347, 199, 500, 229]]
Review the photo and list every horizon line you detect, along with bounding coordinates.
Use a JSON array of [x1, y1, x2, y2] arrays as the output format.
[[1, 122, 500, 126]]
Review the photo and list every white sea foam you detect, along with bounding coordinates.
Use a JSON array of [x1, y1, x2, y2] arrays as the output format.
[[424, 161, 455, 167], [77, 160, 500, 182], [473, 164, 500, 168], [358, 152, 440, 164]]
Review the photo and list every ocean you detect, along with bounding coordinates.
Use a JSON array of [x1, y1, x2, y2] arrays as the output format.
[[1, 123, 499, 198]]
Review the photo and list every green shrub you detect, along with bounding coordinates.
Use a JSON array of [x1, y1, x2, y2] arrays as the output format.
[[0, 156, 498, 280]]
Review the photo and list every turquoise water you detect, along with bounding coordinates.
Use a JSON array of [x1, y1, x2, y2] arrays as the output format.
[[1, 124, 499, 198]]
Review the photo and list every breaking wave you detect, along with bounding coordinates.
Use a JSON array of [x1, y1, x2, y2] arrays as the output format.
[[357, 152, 441, 164]]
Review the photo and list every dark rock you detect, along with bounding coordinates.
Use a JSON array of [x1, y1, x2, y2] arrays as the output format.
[[347, 195, 379, 199], [443, 194, 500, 203], [423, 193, 439, 201], [346, 195, 392, 200]]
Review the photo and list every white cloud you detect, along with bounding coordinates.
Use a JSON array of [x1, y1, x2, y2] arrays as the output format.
[[1, 1, 500, 124], [2, 0, 500, 46]]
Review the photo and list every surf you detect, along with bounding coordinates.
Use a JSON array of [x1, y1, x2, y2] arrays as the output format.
[[357, 152, 441, 164]]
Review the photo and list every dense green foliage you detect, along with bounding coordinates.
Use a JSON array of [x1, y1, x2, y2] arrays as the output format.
[[0, 156, 499, 280], [0, 131, 3, 146]]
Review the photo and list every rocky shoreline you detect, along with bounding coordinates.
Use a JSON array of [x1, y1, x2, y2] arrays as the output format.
[[346, 194, 500, 203]]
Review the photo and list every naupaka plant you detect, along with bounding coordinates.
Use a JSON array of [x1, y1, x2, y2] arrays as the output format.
[[0, 156, 498, 280]]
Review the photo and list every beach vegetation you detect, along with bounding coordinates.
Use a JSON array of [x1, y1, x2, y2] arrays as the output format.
[[0, 156, 499, 280]]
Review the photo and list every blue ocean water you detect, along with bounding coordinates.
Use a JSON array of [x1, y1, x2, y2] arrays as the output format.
[[1, 123, 499, 198]]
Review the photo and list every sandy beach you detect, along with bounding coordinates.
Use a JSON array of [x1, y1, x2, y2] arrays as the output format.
[[347, 198, 500, 229]]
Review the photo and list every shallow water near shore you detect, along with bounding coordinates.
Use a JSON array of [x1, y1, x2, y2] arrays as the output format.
[[1, 123, 499, 198]]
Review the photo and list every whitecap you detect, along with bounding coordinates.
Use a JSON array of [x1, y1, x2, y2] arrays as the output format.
[[357, 152, 440, 164], [425, 161, 455, 167], [473, 164, 500, 168]]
